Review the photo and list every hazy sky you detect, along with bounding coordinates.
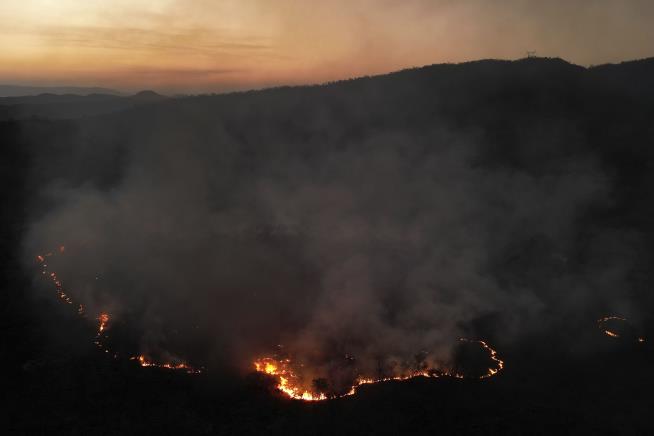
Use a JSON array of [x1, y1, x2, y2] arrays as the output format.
[[1, 0, 652, 93]]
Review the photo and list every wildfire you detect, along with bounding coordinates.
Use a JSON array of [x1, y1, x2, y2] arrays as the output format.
[[597, 315, 625, 338], [37, 249, 75, 306], [93, 312, 112, 354], [254, 338, 505, 401], [131, 355, 202, 374], [98, 313, 109, 333], [254, 358, 328, 401], [470, 338, 505, 378], [36, 244, 646, 403], [597, 316, 646, 343], [36, 246, 202, 374]]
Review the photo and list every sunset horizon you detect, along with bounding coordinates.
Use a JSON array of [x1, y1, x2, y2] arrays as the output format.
[[2, 1, 653, 94]]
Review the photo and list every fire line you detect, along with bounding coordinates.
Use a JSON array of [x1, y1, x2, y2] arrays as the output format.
[[35, 245, 645, 402], [36, 246, 202, 374], [253, 338, 505, 401]]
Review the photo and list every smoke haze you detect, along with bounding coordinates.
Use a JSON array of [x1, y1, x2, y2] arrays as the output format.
[[20, 59, 653, 382]]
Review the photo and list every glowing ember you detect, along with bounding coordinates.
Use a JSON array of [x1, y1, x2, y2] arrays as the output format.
[[38, 251, 75, 307], [130, 355, 202, 374], [254, 338, 505, 401], [98, 313, 109, 333], [597, 315, 646, 343], [597, 315, 625, 338]]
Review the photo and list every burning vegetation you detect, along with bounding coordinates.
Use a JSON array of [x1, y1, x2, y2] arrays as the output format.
[[35, 245, 647, 403], [597, 316, 646, 343], [130, 355, 203, 374], [253, 338, 505, 401], [36, 244, 507, 401], [37, 246, 202, 374]]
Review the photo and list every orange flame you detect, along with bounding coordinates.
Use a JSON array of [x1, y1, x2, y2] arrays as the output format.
[[597, 316, 646, 343], [597, 315, 645, 344], [254, 338, 505, 401], [131, 355, 202, 374], [98, 313, 109, 333]]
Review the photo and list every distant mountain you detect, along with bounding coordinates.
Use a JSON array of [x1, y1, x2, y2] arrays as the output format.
[[129, 90, 167, 103], [0, 90, 168, 120], [2, 56, 654, 122], [0, 93, 121, 105], [0, 85, 122, 97]]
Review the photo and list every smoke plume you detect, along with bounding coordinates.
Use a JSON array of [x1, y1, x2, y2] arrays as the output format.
[[22, 59, 649, 382]]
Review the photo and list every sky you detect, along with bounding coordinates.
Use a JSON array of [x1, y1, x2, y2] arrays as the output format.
[[1, 0, 653, 93]]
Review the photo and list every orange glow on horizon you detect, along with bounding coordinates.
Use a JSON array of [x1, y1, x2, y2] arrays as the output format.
[[2, 1, 654, 93]]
